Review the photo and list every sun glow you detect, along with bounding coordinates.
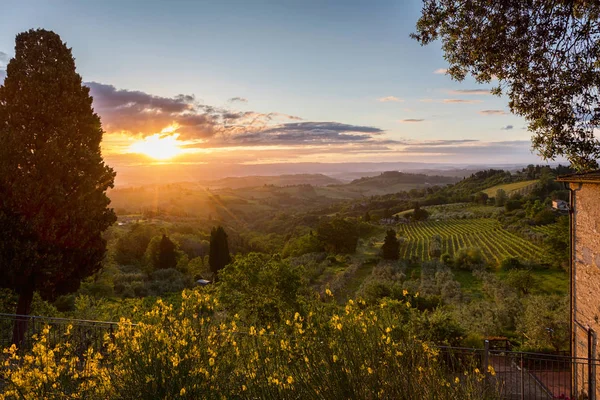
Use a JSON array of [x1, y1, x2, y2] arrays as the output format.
[[129, 132, 184, 160]]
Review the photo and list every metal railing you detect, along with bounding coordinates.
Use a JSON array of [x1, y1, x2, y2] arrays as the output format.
[[439, 344, 600, 399], [1, 313, 599, 399], [0, 313, 126, 354]]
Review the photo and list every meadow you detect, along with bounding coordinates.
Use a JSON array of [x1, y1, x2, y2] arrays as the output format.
[[482, 180, 539, 197]]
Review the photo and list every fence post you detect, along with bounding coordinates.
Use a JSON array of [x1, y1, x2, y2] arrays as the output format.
[[520, 353, 525, 400], [589, 328, 596, 400], [482, 339, 489, 379]]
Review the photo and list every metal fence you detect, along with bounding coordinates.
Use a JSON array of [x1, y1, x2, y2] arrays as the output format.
[[1, 313, 600, 399], [439, 343, 600, 400], [0, 313, 124, 354]]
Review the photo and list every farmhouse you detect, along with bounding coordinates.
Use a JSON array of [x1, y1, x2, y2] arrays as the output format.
[[552, 199, 569, 212], [557, 171, 600, 398]]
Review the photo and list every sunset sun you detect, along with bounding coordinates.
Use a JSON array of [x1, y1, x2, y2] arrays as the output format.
[[129, 133, 184, 160]]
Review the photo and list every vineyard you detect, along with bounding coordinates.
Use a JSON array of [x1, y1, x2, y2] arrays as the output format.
[[397, 218, 544, 264]]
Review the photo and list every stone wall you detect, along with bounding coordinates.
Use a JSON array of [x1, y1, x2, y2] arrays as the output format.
[[572, 182, 600, 398]]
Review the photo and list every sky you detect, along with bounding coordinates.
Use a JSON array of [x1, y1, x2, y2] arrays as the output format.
[[0, 0, 554, 181]]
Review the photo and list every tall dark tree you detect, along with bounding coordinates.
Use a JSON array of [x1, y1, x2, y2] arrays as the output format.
[[209, 226, 232, 280], [0, 30, 116, 345], [158, 234, 178, 270], [412, 1, 600, 170], [381, 229, 400, 260]]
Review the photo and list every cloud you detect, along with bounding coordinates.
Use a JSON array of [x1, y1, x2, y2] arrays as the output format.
[[400, 140, 534, 160], [420, 98, 482, 104], [479, 109, 507, 116], [399, 119, 425, 123], [228, 97, 248, 103], [378, 96, 403, 102], [407, 139, 478, 146], [86, 82, 221, 139], [501, 125, 514, 130], [0, 70, 5, 83], [448, 89, 491, 95], [222, 122, 387, 146], [443, 99, 482, 104], [87, 81, 389, 150], [434, 68, 447, 74]]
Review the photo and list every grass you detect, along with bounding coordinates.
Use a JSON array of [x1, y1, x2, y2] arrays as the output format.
[[482, 180, 538, 197]]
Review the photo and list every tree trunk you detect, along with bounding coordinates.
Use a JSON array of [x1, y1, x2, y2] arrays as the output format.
[[11, 284, 34, 347]]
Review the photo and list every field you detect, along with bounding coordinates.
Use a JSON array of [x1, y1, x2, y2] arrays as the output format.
[[397, 218, 544, 264], [483, 180, 538, 197]]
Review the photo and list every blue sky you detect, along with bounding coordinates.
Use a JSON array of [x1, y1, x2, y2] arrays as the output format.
[[0, 0, 546, 169]]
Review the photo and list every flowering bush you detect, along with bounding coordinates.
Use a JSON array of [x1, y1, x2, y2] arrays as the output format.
[[1, 290, 498, 399]]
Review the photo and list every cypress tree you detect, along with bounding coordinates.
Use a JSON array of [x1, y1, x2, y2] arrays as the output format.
[[0, 30, 116, 345], [209, 226, 231, 280], [381, 229, 400, 260], [158, 234, 177, 270]]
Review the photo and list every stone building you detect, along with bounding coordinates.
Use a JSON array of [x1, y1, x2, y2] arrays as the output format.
[[557, 172, 600, 398]]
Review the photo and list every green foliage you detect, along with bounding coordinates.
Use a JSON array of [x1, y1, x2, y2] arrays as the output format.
[[209, 226, 232, 279], [453, 248, 483, 271], [415, 308, 465, 347], [429, 234, 442, 259], [363, 210, 371, 222], [412, 202, 429, 221], [316, 218, 359, 254], [505, 269, 537, 296], [517, 295, 569, 352], [499, 257, 524, 272], [412, 1, 600, 170], [533, 209, 556, 226], [494, 189, 507, 207], [440, 253, 453, 267], [0, 30, 116, 337], [115, 224, 160, 266], [282, 233, 323, 258], [525, 200, 545, 219], [471, 192, 488, 205], [504, 200, 522, 212], [381, 229, 400, 260], [217, 253, 303, 323], [542, 216, 570, 269]]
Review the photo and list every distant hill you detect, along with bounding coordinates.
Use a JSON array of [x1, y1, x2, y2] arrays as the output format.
[[338, 171, 460, 195], [201, 174, 342, 189]]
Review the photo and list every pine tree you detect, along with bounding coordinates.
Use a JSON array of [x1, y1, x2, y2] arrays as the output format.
[[381, 229, 400, 260], [0, 29, 116, 345], [209, 226, 232, 280]]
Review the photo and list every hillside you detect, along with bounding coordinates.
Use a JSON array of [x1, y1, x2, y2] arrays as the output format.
[[201, 174, 342, 189], [337, 171, 460, 195], [482, 180, 538, 197]]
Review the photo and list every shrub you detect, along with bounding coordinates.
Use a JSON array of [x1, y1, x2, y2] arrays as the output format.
[[499, 257, 524, 271], [0, 291, 500, 399]]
